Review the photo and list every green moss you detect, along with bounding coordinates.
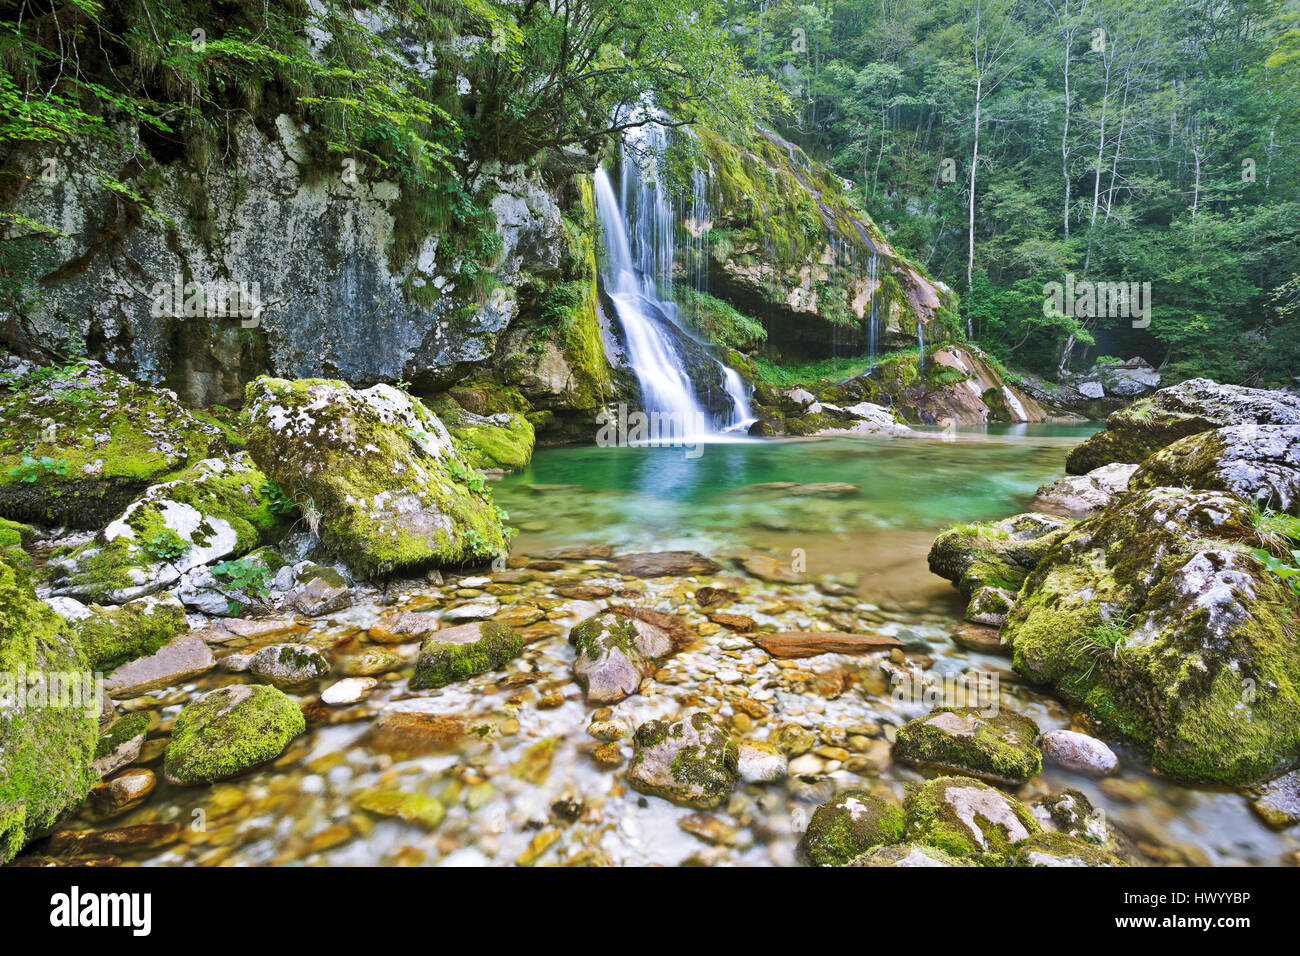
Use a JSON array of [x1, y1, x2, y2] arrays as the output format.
[[163, 684, 305, 785], [892, 707, 1042, 785], [0, 551, 98, 863], [0, 517, 34, 547], [1014, 831, 1126, 867], [75, 598, 190, 671], [568, 614, 638, 661], [410, 621, 523, 689], [445, 410, 535, 472], [94, 712, 151, 759], [803, 790, 906, 866], [904, 776, 1040, 866]]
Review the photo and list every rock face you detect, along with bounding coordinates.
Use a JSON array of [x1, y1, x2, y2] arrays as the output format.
[[903, 776, 1039, 865], [241, 377, 508, 577], [410, 621, 523, 689], [1065, 378, 1300, 474], [568, 612, 670, 704], [0, 360, 225, 528], [163, 684, 305, 785], [928, 512, 1073, 598], [1035, 463, 1138, 516], [1004, 486, 1300, 785], [0, 553, 98, 863], [802, 790, 905, 866], [1131, 424, 1300, 514], [627, 712, 739, 809], [46, 452, 285, 602], [893, 708, 1042, 785]]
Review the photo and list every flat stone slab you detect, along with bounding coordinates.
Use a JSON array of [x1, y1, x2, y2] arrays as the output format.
[[613, 551, 722, 578], [104, 635, 215, 699], [751, 631, 902, 658]]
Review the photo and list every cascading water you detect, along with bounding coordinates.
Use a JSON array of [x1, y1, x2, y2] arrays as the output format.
[[593, 122, 754, 436]]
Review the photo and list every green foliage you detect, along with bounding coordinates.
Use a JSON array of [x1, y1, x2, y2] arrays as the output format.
[[6, 453, 68, 483], [1252, 510, 1300, 602], [211, 556, 272, 596], [143, 530, 189, 563], [259, 480, 297, 518]]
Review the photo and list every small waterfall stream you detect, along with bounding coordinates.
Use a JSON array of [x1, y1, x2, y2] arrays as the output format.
[[593, 123, 753, 436]]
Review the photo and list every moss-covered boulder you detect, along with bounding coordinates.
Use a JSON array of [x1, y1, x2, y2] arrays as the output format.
[[247, 643, 330, 689], [1004, 486, 1300, 785], [0, 517, 35, 547], [802, 790, 905, 866], [849, 843, 974, 867], [1028, 789, 1140, 862], [92, 712, 151, 777], [410, 620, 522, 689], [1131, 424, 1300, 514], [929, 512, 1073, 597], [568, 611, 671, 704], [903, 776, 1040, 866], [892, 707, 1042, 786], [44, 452, 284, 602], [0, 552, 98, 863], [1013, 832, 1126, 867], [163, 684, 305, 785], [1065, 378, 1300, 475], [627, 712, 739, 809], [51, 592, 189, 671], [0, 360, 226, 528], [441, 407, 536, 473], [241, 377, 509, 577]]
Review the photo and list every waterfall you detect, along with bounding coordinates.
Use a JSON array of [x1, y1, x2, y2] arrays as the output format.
[[593, 122, 753, 436], [866, 252, 880, 358]]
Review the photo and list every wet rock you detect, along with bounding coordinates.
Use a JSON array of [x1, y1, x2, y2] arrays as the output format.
[[492, 603, 545, 627], [320, 677, 378, 706], [367, 710, 467, 755], [1066, 377, 1300, 474], [893, 707, 1042, 786], [340, 648, 401, 676], [903, 776, 1039, 865], [740, 553, 805, 584], [1251, 770, 1300, 828], [1028, 789, 1141, 863], [241, 377, 508, 577], [750, 630, 902, 659], [410, 621, 522, 689], [708, 612, 755, 632], [512, 737, 559, 784], [104, 635, 215, 699], [368, 610, 441, 643], [849, 843, 973, 867], [949, 621, 1006, 655], [679, 813, 745, 847], [736, 740, 788, 782], [53, 592, 189, 671], [91, 713, 150, 778], [803, 790, 905, 866], [353, 790, 445, 829], [627, 713, 739, 809], [1014, 831, 1126, 866], [1035, 463, 1137, 515], [1038, 729, 1118, 776], [279, 563, 353, 616], [569, 614, 655, 704], [1131, 423, 1300, 513], [555, 584, 614, 600], [248, 643, 330, 689], [770, 724, 817, 756], [87, 768, 156, 820], [612, 551, 722, 578], [529, 544, 614, 560], [964, 585, 1015, 627], [929, 512, 1073, 597], [47, 822, 180, 856], [442, 602, 498, 622], [164, 684, 305, 785], [694, 586, 738, 608]]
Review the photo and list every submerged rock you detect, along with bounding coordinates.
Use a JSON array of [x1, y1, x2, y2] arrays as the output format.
[[410, 620, 523, 689], [1065, 378, 1300, 474], [892, 707, 1042, 786], [241, 377, 508, 578], [1251, 770, 1300, 828], [0, 553, 98, 864], [750, 630, 902, 658], [164, 684, 305, 785], [612, 551, 722, 578], [1131, 423, 1300, 514], [1004, 486, 1300, 785], [627, 712, 739, 809], [736, 740, 788, 782], [802, 790, 905, 866], [928, 512, 1072, 597], [0, 360, 225, 528], [903, 776, 1039, 865]]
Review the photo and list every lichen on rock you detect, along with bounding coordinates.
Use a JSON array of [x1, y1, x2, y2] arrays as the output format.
[[903, 776, 1040, 865], [627, 712, 739, 809]]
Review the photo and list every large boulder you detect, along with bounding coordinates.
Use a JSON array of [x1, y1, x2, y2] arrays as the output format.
[[1131, 424, 1300, 514], [241, 377, 509, 577], [928, 512, 1073, 597], [0, 360, 226, 528], [627, 712, 739, 809], [892, 707, 1042, 786], [903, 776, 1039, 866], [802, 790, 905, 866], [45, 453, 284, 602], [1004, 486, 1300, 784], [0, 552, 98, 863], [47, 592, 189, 670], [163, 684, 305, 785], [1066, 378, 1300, 474]]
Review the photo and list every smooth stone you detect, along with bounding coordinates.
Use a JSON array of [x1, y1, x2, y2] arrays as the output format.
[[88, 768, 156, 819], [368, 610, 441, 643], [320, 677, 379, 706], [104, 635, 215, 699], [740, 554, 805, 584], [751, 630, 902, 658], [737, 740, 788, 782], [612, 551, 722, 578], [1252, 770, 1300, 828], [248, 643, 330, 688], [1038, 729, 1119, 776]]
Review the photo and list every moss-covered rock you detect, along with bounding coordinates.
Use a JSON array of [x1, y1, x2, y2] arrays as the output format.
[[410, 620, 522, 689], [163, 684, 305, 785], [0, 360, 225, 528], [892, 707, 1042, 786], [241, 377, 509, 578], [1004, 486, 1300, 785], [627, 712, 739, 809], [247, 643, 330, 689], [929, 512, 1073, 598], [64, 593, 190, 671], [1065, 377, 1300, 475], [1130, 424, 1300, 514], [443, 408, 536, 472], [568, 611, 671, 704], [802, 789, 905, 866], [1013, 831, 1126, 867], [1027, 789, 1140, 862], [44, 452, 284, 602], [849, 843, 974, 867], [903, 776, 1040, 866], [0, 517, 35, 547], [94, 712, 150, 761], [0, 551, 98, 863]]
